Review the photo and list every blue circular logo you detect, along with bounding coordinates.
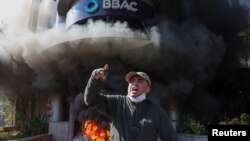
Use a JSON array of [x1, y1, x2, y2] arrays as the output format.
[[84, 0, 99, 14]]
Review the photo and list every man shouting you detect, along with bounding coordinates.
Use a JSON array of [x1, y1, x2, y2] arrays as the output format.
[[84, 64, 176, 141]]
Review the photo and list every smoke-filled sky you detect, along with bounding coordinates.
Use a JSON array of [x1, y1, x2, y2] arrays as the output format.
[[0, 0, 160, 92], [0, 0, 249, 118]]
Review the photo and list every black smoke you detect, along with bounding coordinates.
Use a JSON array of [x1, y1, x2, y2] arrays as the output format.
[[0, 0, 250, 130], [70, 0, 250, 127]]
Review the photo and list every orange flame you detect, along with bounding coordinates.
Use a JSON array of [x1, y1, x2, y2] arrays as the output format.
[[83, 119, 110, 141]]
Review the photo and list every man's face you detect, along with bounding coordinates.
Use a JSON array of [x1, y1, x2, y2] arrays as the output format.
[[127, 75, 151, 98]]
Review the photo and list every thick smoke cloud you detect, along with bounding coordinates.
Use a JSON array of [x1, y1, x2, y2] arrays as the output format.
[[0, 0, 159, 92], [3, 0, 250, 122]]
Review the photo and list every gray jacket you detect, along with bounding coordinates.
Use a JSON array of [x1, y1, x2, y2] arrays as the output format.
[[84, 76, 176, 141]]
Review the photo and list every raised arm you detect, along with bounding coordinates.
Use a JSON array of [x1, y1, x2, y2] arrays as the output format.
[[83, 64, 116, 116]]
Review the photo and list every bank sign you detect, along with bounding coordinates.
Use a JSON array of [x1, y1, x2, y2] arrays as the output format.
[[66, 0, 156, 28]]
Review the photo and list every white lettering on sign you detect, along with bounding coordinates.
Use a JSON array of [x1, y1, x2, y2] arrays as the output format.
[[112, 0, 120, 9], [103, 0, 138, 12], [103, 0, 111, 8]]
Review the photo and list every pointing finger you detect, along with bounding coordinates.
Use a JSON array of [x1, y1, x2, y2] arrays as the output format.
[[103, 64, 109, 71]]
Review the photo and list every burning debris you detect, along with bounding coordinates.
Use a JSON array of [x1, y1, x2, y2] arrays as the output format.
[[71, 93, 111, 141], [83, 119, 110, 141]]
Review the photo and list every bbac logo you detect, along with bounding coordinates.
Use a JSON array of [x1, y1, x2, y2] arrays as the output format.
[[84, 0, 139, 14], [84, 0, 100, 14], [103, 0, 138, 12]]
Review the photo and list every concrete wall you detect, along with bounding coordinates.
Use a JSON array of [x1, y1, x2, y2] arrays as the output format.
[[48, 122, 69, 141], [177, 134, 208, 141], [49, 94, 63, 122], [9, 134, 52, 141]]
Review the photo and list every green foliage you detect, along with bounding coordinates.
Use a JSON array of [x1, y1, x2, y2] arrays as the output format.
[[0, 90, 16, 127], [0, 89, 50, 139], [183, 116, 205, 135], [219, 113, 250, 125], [0, 132, 15, 140], [242, 29, 250, 42], [0, 131, 24, 140], [14, 94, 49, 137], [4, 98, 16, 126], [21, 114, 48, 136]]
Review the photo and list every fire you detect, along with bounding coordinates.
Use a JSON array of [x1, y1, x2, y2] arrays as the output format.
[[83, 119, 110, 141]]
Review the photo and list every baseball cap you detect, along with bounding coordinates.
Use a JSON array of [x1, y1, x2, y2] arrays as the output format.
[[125, 71, 151, 86]]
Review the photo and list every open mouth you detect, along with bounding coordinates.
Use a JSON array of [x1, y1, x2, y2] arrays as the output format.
[[131, 87, 139, 93]]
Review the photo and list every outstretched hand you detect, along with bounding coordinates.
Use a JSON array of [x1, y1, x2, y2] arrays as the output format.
[[93, 64, 109, 81]]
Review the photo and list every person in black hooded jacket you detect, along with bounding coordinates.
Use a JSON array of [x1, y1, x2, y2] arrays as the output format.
[[84, 64, 176, 141]]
